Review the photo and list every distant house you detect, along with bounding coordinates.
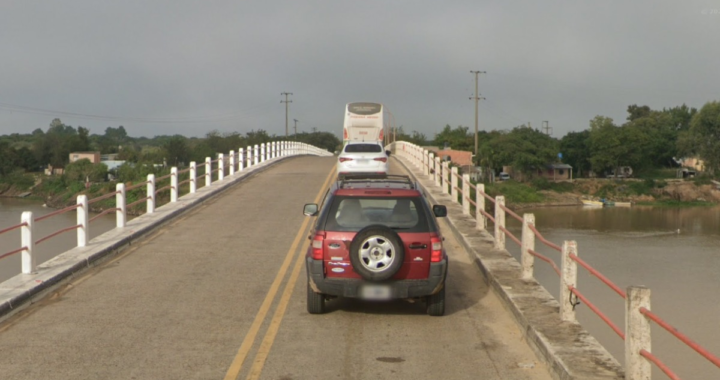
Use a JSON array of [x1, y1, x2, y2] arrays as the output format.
[[537, 164, 573, 181], [69, 151, 101, 164], [425, 146, 478, 175], [504, 163, 573, 182]]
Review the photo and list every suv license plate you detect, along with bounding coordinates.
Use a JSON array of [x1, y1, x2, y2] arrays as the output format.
[[360, 284, 391, 300]]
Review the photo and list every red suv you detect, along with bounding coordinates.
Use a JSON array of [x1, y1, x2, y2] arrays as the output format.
[[303, 175, 448, 316]]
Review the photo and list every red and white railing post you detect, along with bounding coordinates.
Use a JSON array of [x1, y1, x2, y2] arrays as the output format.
[[424, 151, 430, 176], [476, 183, 486, 231], [521, 214, 535, 280], [170, 167, 178, 202], [494, 196, 505, 250], [462, 174, 470, 215], [229, 151, 235, 176], [218, 153, 224, 181], [77, 194, 89, 247], [434, 157, 440, 186], [189, 161, 197, 193], [626, 286, 652, 380], [560, 240, 578, 322], [147, 174, 155, 214], [238, 149, 244, 171], [116, 183, 126, 227], [451, 167, 458, 202], [441, 161, 449, 194], [21, 211, 35, 274], [205, 157, 211, 187]]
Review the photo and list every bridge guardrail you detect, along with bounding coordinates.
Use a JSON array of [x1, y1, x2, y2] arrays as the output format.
[[393, 140, 720, 380], [0, 141, 331, 312]]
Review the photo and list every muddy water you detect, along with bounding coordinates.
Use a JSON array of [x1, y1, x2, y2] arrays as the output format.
[[506, 205, 720, 379], [0, 198, 117, 283]]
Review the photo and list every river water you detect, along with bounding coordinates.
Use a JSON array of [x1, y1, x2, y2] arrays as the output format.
[[0, 197, 117, 283], [506, 205, 720, 379]]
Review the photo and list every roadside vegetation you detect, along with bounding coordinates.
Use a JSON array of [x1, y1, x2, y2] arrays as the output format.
[[2, 100, 719, 208]]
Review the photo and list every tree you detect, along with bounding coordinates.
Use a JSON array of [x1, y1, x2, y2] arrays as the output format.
[[491, 126, 558, 177], [163, 136, 191, 167], [588, 116, 624, 175], [560, 130, 591, 177], [433, 125, 473, 151], [687, 101, 720, 174]]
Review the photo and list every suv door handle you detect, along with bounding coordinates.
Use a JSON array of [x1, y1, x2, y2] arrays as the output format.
[[409, 243, 427, 249]]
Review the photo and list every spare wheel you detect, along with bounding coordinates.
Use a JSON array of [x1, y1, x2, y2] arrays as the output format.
[[349, 225, 405, 281]]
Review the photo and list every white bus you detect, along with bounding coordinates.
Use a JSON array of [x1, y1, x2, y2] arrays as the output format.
[[343, 102, 384, 146]]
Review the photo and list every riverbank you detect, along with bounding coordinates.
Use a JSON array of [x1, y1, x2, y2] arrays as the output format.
[[494, 178, 720, 210]]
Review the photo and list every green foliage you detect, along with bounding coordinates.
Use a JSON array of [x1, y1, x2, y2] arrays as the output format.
[[0, 171, 35, 190], [64, 159, 108, 182], [485, 181, 544, 204], [531, 177, 574, 193], [433, 125, 473, 151], [687, 101, 720, 175]]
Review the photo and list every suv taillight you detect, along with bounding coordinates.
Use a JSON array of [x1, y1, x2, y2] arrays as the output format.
[[373, 157, 387, 162], [338, 157, 353, 162], [430, 236, 443, 262], [312, 233, 325, 260]]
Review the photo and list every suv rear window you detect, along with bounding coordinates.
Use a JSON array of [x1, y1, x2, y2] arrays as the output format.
[[323, 196, 428, 232], [344, 144, 382, 153]]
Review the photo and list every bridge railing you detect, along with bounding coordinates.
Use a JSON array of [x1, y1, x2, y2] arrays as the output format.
[[393, 140, 720, 380], [0, 141, 331, 279]]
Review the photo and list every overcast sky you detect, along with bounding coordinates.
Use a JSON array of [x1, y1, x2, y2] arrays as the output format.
[[2, 1, 719, 141]]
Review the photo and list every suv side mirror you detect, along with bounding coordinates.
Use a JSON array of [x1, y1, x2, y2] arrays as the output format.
[[303, 203, 319, 216], [432, 205, 447, 217], [385, 150, 392, 157]]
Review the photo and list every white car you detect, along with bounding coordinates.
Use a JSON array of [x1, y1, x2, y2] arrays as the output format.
[[337, 142, 389, 178]]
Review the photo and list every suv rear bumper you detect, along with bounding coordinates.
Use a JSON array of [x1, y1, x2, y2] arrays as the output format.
[[306, 257, 447, 299]]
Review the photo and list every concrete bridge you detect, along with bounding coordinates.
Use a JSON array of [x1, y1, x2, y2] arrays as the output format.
[[0, 143, 624, 380]]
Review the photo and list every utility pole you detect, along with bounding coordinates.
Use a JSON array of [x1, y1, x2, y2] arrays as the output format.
[[542, 120, 553, 135], [281, 92, 293, 137], [470, 71, 486, 156], [293, 119, 298, 138]]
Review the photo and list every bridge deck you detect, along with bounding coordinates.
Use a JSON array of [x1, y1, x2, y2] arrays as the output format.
[[0, 156, 553, 380]]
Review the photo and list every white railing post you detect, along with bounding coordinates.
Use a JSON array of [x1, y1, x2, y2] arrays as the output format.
[[21, 211, 35, 274], [462, 174, 470, 215], [254, 144, 259, 165], [451, 167, 458, 202], [116, 183, 126, 227], [170, 167, 178, 202], [189, 161, 197, 193], [246, 146, 253, 167], [521, 213, 535, 279], [441, 161, 449, 194], [434, 157, 441, 186], [261, 143, 266, 162], [476, 183, 486, 231], [205, 157, 211, 187], [560, 240, 578, 322], [626, 286, 652, 380], [229, 151, 235, 176], [494, 196, 505, 250], [77, 194, 88, 247], [238, 149, 244, 171], [218, 153, 224, 181], [147, 174, 155, 214], [424, 151, 430, 176], [271, 142, 276, 158]]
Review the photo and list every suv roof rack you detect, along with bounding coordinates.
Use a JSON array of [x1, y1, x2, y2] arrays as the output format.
[[337, 174, 416, 189]]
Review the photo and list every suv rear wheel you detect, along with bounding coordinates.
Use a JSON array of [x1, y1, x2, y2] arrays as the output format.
[[426, 286, 445, 316], [307, 283, 325, 314], [349, 225, 405, 281]]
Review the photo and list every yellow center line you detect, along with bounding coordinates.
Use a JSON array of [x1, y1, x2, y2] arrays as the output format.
[[245, 225, 311, 380], [224, 163, 336, 380]]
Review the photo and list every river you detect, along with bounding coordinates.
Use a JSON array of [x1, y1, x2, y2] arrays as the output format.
[[506, 204, 720, 379], [0, 197, 118, 283]]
